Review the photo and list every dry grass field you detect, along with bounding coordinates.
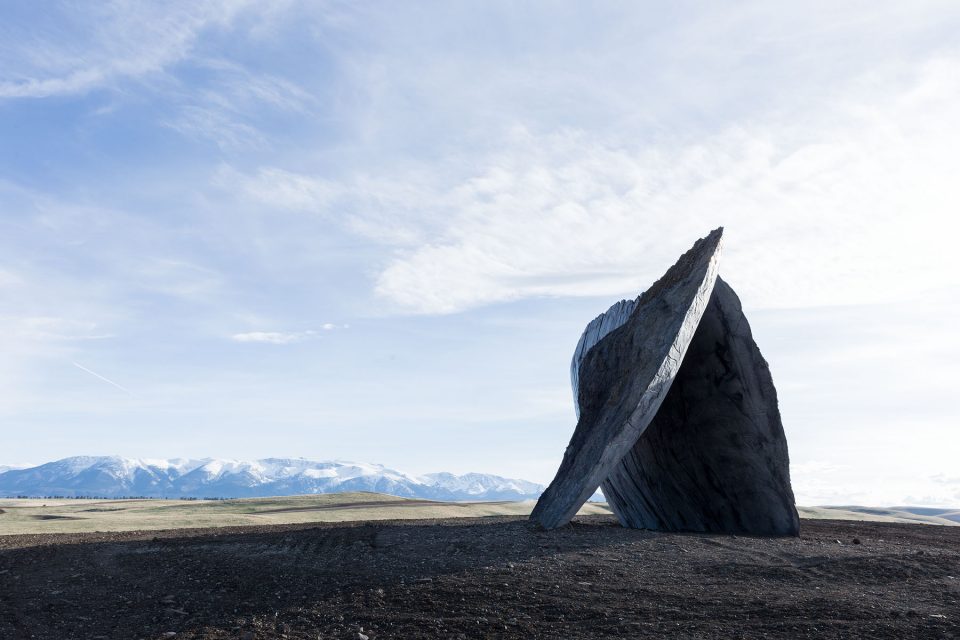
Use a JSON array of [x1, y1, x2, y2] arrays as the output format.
[[0, 493, 614, 535], [1, 494, 958, 536]]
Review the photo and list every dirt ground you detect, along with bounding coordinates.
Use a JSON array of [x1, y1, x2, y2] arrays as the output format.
[[0, 515, 957, 639]]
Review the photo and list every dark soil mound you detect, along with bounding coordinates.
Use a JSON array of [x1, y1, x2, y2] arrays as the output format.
[[1, 516, 957, 638]]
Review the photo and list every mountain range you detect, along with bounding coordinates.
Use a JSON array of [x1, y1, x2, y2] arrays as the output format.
[[0, 456, 544, 501]]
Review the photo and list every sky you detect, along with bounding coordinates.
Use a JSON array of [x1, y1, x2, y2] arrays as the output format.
[[1, 1, 958, 507]]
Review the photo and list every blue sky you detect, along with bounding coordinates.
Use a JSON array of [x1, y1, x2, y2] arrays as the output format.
[[2, 1, 958, 506]]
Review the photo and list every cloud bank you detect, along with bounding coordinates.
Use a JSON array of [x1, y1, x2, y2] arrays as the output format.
[[0, 2, 957, 504]]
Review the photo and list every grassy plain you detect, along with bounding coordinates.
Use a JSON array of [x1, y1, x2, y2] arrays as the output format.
[[798, 505, 960, 526], [1, 493, 957, 535], [0, 493, 610, 535]]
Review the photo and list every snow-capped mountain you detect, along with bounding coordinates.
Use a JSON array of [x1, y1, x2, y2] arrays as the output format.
[[421, 472, 543, 500], [0, 464, 30, 474], [0, 456, 545, 501]]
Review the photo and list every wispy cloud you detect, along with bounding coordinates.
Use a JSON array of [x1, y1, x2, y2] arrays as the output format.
[[9, 317, 112, 343], [221, 54, 960, 315], [0, 1, 250, 99], [231, 331, 312, 344], [0, 269, 23, 288], [0, 2, 312, 151], [164, 105, 268, 150], [197, 59, 313, 113], [135, 258, 223, 300], [791, 460, 960, 507], [215, 166, 338, 211], [374, 56, 960, 314], [163, 60, 314, 149], [231, 323, 348, 344]]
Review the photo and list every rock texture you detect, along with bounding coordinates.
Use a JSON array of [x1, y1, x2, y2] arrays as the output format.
[[601, 278, 799, 534], [532, 228, 799, 534], [569, 298, 636, 417]]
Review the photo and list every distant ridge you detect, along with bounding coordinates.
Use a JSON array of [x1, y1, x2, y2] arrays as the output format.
[[0, 465, 30, 474], [0, 456, 544, 501], [798, 505, 960, 526]]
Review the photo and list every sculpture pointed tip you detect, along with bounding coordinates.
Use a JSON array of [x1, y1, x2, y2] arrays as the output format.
[[701, 227, 724, 259]]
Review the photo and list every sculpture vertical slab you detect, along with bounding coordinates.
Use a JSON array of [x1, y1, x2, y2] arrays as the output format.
[[531, 228, 724, 530], [601, 278, 800, 535]]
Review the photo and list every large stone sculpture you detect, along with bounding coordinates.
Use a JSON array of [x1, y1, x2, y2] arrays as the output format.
[[531, 228, 799, 535]]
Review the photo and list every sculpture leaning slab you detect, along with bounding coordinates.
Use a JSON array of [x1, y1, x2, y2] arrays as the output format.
[[531, 228, 800, 535]]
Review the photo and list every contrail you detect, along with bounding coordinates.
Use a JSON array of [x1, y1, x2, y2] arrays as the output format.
[[72, 361, 131, 394]]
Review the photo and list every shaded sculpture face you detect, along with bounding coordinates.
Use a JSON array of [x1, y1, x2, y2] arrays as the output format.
[[531, 228, 799, 535]]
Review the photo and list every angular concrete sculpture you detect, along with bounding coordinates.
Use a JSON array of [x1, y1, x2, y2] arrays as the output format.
[[531, 228, 799, 535]]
